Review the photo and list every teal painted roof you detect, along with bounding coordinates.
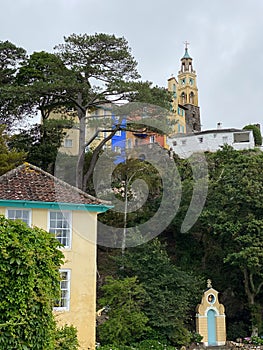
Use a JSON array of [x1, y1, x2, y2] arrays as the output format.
[[182, 48, 192, 59]]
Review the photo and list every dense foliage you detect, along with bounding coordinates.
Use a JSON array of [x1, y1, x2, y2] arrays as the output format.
[[97, 276, 149, 345], [97, 147, 263, 345], [54, 325, 79, 350], [0, 125, 25, 175], [98, 340, 176, 350], [97, 239, 203, 346], [10, 119, 73, 172], [0, 216, 64, 349], [243, 124, 262, 146], [170, 147, 263, 338]]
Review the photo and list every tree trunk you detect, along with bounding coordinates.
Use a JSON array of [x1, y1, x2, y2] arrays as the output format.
[[242, 268, 263, 334], [75, 92, 86, 189], [76, 115, 86, 189], [82, 127, 121, 191]]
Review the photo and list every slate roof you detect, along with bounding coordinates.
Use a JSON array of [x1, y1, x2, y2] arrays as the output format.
[[0, 163, 109, 205]]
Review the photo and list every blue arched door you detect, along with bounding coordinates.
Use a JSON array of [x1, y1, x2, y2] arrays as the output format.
[[207, 309, 216, 345]]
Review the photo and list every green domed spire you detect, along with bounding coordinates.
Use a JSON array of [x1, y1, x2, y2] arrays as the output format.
[[182, 41, 192, 59], [182, 47, 191, 59]]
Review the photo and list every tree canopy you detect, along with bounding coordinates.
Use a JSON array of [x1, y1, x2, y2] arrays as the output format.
[[0, 35, 173, 188], [243, 124, 262, 146], [0, 125, 25, 175], [169, 147, 263, 337]]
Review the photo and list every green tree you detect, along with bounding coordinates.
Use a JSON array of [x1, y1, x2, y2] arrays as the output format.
[[243, 124, 262, 146], [16, 51, 76, 122], [54, 34, 173, 190], [54, 325, 79, 350], [197, 148, 263, 334], [0, 40, 28, 128], [0, 40, 26, 85], [10, 118, 73, 173], [54, 33, 140, 189], [127, 80, 172, 110], [2, 36, 173, 190], [118, 239, 203, 345], [97, 276, 149, 345], [0, 216, 64, 349], [0, 124, 25, 175], [97, 158, 163, 256]]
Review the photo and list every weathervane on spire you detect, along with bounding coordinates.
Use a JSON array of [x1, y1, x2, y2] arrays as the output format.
[[184, 40, 190, 50]]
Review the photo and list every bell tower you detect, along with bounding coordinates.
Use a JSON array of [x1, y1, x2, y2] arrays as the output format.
[[177, 42, 201, 133]]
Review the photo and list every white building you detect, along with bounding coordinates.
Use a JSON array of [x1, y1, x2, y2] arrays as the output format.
[[167, 128, 255, 159]]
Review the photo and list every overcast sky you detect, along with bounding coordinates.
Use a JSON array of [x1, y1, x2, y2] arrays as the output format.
[[1, 0, 263, 130]]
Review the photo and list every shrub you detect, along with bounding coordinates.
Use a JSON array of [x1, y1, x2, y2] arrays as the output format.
[[243, 124, 262, 146], [54, 325, 79, 349]]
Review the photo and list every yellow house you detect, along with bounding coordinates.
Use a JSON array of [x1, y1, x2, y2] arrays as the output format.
[[0, 163, 112, 350], [57, 105, 114, 156]]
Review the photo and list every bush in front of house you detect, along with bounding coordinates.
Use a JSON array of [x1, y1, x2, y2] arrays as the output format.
[[54, 325, 79, 349]]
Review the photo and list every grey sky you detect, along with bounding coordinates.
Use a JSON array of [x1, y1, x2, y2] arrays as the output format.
[[1, 0, 263, 130]]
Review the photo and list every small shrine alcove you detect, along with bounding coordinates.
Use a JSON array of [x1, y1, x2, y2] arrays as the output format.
[[196, 279, 226, 346]]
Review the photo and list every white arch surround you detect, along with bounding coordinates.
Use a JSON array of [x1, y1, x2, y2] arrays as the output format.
[[205, 306, 219, 317]]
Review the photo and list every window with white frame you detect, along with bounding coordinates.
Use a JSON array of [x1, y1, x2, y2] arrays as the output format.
[[7, 209, 31, 226], [115, 130, 122, 136], [149, 135, 155, 143], [49, 211, 72, 248], [54, 269, 71, 311], [64, 139, 73, 148]]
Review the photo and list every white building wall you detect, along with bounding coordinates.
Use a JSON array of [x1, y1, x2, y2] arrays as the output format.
[[167, 130, 255, 158]]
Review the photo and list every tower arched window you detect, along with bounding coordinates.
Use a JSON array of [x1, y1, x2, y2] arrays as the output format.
[[181, 92, 186, 104], [189, 91, 194, 104]]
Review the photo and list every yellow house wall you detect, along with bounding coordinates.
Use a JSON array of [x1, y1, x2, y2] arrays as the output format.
[[55, 210, 98, 350], [0, 207, 98, 350], [59, 128, 80, 156], [58, 107, 113, 156]]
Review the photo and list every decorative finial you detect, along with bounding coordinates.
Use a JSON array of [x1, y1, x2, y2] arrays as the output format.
[[207, 279, 212, 288], [184, 40, 190, 50]]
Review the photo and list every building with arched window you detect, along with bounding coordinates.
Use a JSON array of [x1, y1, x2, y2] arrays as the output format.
[[168, 43, 201, 134]]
